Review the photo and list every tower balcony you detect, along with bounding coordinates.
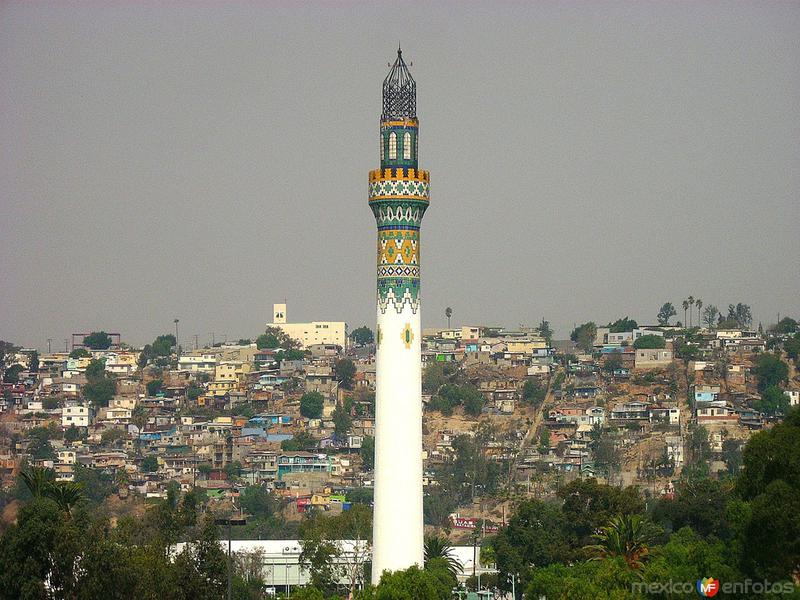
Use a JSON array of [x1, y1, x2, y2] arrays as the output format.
[[369, 168, 430, 183]]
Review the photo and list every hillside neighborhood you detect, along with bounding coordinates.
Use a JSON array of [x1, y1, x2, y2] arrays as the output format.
[[1, 302, 799, 596]]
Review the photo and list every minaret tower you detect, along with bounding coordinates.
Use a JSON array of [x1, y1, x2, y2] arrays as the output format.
[[369, 47, 429, 583]]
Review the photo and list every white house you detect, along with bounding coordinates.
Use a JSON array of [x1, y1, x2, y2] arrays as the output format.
[[62, 405, 91, 427]]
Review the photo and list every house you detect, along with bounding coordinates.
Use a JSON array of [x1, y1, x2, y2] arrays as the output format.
[[277, 452, 332, 479], [696, 404, 738, 423], [693, 385, 720, 404], [634, 349, 673, 369], [648, 405, 680, 425], [610, 400, 649, 420], [62, 405, 91, 428], [178, 353, 218, 373]]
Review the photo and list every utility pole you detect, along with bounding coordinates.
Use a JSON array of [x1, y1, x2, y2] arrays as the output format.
[[64, 339, 69, 352], [194, 334, 198, 350], [214, 515, 246, 600], [47, 339, 52, 353], [174, 318, 180, 358]]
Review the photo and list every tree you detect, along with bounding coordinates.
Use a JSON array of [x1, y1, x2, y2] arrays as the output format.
[[538, 318, 553, 345], [274, 349, 306, 365], [256, 331, 281, 349], [522, 378, 546, 406], [141, 456, 159, 472], [332, 402, 352, 441], [240, 485, 274, 519], [101, 428, 125, 447], [608, 317, 638, 333], [494, 499, 573, 594], [772, 317, 798, 334], [656, 302, 676, 326], [422, 362, 448, 394], [146, 379, 163, 397], [27, 431, 56, 460], [682, 299, 689, 327], [0, 497, 84, 598], [557, 479, 644, 546], [584, 514, 660, 570], [2, 363, 23, 383], [722, 438, 743, 476], [300, 504, 372, 596], [334, 358, 356, 390], [754, 352, 789, 392], [570, 322, 597, 353], [256, 326, 299, 350], [743, 480, 800, 580], [187, 382, 203, 402], [445, 307, 453, 329], [538, 428, 550, 453], [688, 422, 710, 463], [83, 360, 116, 407], [20, 466, 56, 498], [69, 347, 91, 359], [593, 436, 621, 480], [702, 304, 719, 329], [369, 562, 455, 600], [632, 334, 665, 349], [603, 355, 623, 375], [461, 385, 484, 416], [651, 478, 731, 539], [0, 340, 19, 368], [695, 299, 703, 325], [85, 358, 106, 380], [423, 536, 462, 578], [300, 392, 324, 419], [350, 326, 374, 346], [281, 431, 318, 452], [360, 436, 375, 471], [727, 303, 752, 329], [29, 350, 39, 373], [785, 333, 800, 364], [83, 331, 112, 350], [687, 296, 695, 327], [64, 424, 82, 443], [754, 386, 790, 417]]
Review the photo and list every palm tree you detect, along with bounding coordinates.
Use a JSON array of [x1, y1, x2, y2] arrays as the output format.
[[424, 535, 462, 578], [20, 467, 84, 516], [132, 404, 148, 455], [445, 307, 453, 329], [688, 296, 695, 327], [20, 466, 55, 497], [695, 299, 703, 329], [682, 300, 689, 327], [47, 481, 84, 517], [584, 514, 659, 571]]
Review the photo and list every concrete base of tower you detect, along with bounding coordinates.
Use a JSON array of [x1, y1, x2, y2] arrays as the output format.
[[370, 304, 424, 584]]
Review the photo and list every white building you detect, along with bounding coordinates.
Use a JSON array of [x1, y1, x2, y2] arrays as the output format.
[[268, 303, 346, 349], [62, 405, 91, 427], [178, 353, 218, 373]]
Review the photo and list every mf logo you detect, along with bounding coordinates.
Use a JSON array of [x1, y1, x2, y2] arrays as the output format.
[[696, 577, 720, 597]]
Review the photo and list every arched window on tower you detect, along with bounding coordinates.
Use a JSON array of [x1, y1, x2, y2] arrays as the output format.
[[403, 132, 411, 160], [388, 132, 397, 160], [380, 132, 384, 161]]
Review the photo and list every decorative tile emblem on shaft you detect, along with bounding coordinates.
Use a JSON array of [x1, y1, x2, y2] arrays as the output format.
[[401, 323, 414, 349]]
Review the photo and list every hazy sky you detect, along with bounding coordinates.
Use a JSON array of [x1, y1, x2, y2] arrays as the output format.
[[1, 1, 798, 350]]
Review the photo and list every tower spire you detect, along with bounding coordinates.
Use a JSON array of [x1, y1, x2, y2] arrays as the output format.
[[382, 46, 416, 120]]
